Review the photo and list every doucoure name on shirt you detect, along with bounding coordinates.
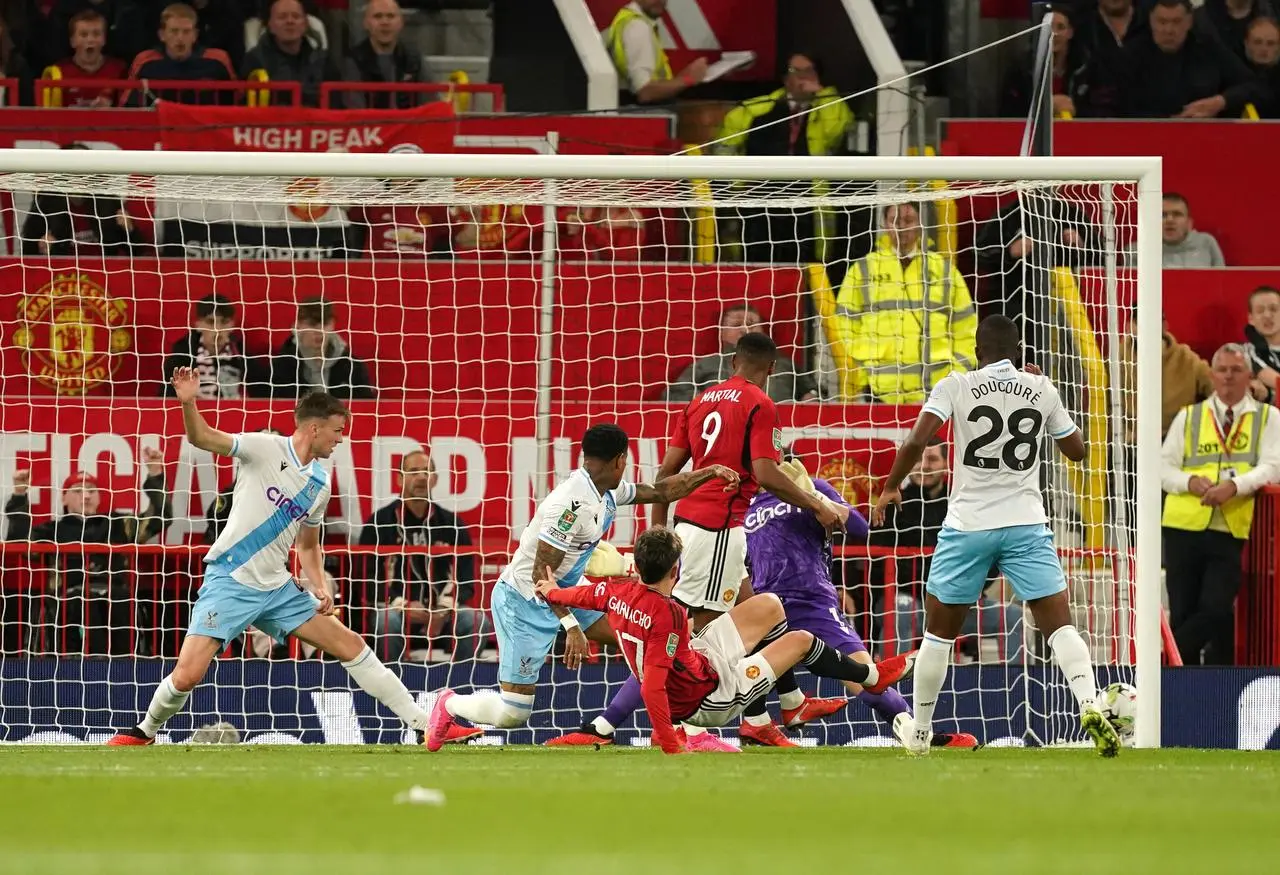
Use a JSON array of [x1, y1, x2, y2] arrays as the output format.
[[970, 378, 1041, 405], [608, 596, 652, 630], [700, 389, 742, 403]]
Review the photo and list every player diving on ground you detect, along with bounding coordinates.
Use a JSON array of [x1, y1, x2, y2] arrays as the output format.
[[548, 459, 977, 749], [110, 368, 437, 746], [424, 423, 739, 750], [872, 315, 1121, 757], [531, 526, 916, 754]]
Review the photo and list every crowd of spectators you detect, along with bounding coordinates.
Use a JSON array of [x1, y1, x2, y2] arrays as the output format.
[[1, 0, 433, 108]]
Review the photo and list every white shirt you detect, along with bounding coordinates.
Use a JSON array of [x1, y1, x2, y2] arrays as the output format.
[[499, 468, 637, 600], [1160, 394, 1280, 532], [618, 1, 661, 92], [205, 433, 331, 590], [922, 359, 1078, 532]]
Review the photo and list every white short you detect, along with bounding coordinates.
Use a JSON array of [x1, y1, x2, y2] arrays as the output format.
[[684, 612, 776, 728], [672, 522, 746, 612]]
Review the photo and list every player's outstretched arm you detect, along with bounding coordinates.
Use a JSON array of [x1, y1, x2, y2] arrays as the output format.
[[632, 464, 740, 505], [648, 445, 690, 527], [639, 665, 683, 754], [871, 411, 945, 527], [170, 367, 235, 456], [752, 456, 837, 527]]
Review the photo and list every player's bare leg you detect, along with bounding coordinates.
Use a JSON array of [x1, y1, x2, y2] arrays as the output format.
[[108, 634, 222, 745], [1027, 591, 1119, 757]]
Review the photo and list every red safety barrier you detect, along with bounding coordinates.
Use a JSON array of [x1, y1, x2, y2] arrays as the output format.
[[319, 81, 505, 112], [1240, 484, 1280, 665], [35, 78, 303, 107], [0, 541, 1179, 665]]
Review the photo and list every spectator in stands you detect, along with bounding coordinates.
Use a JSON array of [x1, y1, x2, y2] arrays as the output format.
[[1001, 8, 1092, 117], [268, 297, 376, 400], [0, 11, 34, 105], [448, 203, 540, 258], [359, 450, 489, 661], [4, 456, 172, 655], [50, 0, 148, 73], [241, 0, 341, 108], [1162, 343, 1280, 664], [1244, 17, 1280, 114], [1122, 315, 1215, 439], [831, 203, 977, 404], [20, 143, 149, 256], [1070, 0, 1148, 117], [341, 0, 430, 109], [1198, 0, 1274, 60], [161, 293, 269, 400], [124, 3, 235, 106], [350, 199, 450, 257], [714, 52, 852, 263], [41, 9, 125, 106], [1161, 192, 1226, 266], [153, 0, 248, 69], [602, 0, 707, 105], [1122, 0, 1262, 117], [869, 438, 1024, 660], [1244, 285, 1280, 400], [559, 205, 649, 261], [663, 305, 817, 404]]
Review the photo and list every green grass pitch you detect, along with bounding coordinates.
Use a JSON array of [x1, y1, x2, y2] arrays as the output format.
[[2, 746, 1278, 875]]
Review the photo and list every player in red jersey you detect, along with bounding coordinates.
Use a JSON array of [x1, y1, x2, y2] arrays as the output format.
[[656, 331, 838, 628], [660, 330, 848, 747], [538, 527, 915, 753]]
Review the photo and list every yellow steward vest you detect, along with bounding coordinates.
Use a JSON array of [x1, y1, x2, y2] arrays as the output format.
[[604, 5, 672, 91], [1162, 400, 1270, 539]]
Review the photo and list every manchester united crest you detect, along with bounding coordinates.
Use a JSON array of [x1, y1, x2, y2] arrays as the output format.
[[816, 456, 874, 507], [285, 176, 331, 222], [12, 274, 130, 394]]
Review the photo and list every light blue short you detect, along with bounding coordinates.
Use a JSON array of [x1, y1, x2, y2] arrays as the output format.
[[187, 565, 319, 646], [926, 524, 1066, 605], [491, 581, 604, 686]]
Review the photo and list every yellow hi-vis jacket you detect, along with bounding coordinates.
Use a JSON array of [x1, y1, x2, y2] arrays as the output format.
[[832, 238, 977, 403], [603, 4, 671, 94], [1162, 400, 1271, 539]]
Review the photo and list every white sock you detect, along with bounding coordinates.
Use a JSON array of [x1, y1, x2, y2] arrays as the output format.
[[341, 646, 429, 731], [743, 712, 772, 727], [863, 662, 880, 688], [448, 689, 533, 729], [591, 715, 615, 736], [683, 724, 707, 737], [911, 633, 953, 734], [138, 675, 191, 738], [1048, 626, 1098, 710], [778, 689, 805, 711]]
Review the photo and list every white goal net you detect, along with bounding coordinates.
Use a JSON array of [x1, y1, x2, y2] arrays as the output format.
[[0, 150, 1162, 748]]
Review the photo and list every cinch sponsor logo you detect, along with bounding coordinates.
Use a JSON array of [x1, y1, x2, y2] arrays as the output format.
[[266, 486, 308, 521], [745, 502, 794, 533]]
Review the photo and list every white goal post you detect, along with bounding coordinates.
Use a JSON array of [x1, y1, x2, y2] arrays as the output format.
[[0, 149, 1163, 749]]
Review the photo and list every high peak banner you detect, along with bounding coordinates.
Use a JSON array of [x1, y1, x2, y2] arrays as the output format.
[[156, 100, 458, 154]]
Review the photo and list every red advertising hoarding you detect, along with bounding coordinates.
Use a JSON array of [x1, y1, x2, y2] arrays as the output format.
[[0, 400, 911, 548], [0, 260, 807, 400]]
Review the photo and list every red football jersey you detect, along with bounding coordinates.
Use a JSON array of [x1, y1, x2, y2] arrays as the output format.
[[48, 57, 127, 106], [544, 579, 717, 753], [670, 374, 782, 529]]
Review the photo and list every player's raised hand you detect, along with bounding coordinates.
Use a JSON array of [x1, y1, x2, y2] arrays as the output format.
[[870, 486, 903, 528], [708, 464, 740, 492], [812, 499, 840, 533], [11, 469, 30, 495], [170, 367, 200, 403], [563, 626, 590, 670], [141, 446, 165, 477], [1023, 362, 1042, 376]]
